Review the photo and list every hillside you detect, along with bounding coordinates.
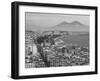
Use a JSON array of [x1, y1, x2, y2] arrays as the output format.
[[26, 21, 89, 32]]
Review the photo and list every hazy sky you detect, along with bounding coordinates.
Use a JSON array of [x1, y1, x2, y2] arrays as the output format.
[[26, 12, 89, 29]]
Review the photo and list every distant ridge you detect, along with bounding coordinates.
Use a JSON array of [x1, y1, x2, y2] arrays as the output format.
[[56, 21, 87, 26], [57, 21, 70, 25], [70, 21, 84, 25], [50, 21, 89, 32], [26, 21, 89, 32]]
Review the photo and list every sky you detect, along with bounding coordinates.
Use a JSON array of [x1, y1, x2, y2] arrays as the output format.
[[25, 12, 89, 30]]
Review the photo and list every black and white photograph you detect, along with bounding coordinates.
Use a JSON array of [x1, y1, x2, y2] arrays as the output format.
[[25, 12, 90, 68], [11, 1, 97, 79]]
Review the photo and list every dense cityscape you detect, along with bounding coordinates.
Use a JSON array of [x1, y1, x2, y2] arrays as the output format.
[[25, 30, 89, 68]]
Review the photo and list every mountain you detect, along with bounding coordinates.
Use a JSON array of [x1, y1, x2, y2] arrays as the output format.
[[49, 21, 89, 32], [26, 21, 89, 32]]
